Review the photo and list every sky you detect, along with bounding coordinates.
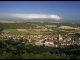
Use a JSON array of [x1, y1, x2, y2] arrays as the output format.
[[0, 1, 80, 21]]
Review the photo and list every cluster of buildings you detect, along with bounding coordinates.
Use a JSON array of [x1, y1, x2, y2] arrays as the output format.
[[0, 33, 80, 47]]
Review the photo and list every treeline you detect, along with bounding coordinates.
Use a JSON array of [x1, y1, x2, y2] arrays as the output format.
[[0, 28, 3, 34], [26, 22, 80, 27], [0, 39, 80, 59], [0, 23, 36, 29], [0, 22, 80, 29]]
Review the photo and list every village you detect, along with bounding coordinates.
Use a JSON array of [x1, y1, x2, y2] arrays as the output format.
[[0, 32, 80, 48]]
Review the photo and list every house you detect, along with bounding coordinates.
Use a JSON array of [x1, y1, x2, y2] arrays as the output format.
[[39, 39, 44, 42], [77, 41, 80, 45], [44, 40, 54, 47], [66, 41, 71, 45], [79, 38, 80, 40], [59, 34, 63, 41], [54, 45, 59, 48], [42, 28, 48, 31], [45, 25, 57, 27], [49, 29, 53, 31], [63, 37, 71, 41], [61, 42, 66, 45], [35, 41, 44, 46]]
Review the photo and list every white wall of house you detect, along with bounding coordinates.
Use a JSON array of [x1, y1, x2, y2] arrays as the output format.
[[44, 42, 54, 47], [55, 45, 59, 47], [66, 44, 70, 45], [35, 42, 43, 46]]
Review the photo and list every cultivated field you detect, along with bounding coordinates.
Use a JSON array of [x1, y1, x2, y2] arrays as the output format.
[[74, 27, 80, 31], [3, 30, 10, 33], [0, 20, 16, 23], [3, 29, 27, 34], [59, 26, 80, 31], [3, 29, 53, 34], [17, 29, 28, 32], [59, 26, 74, 29], [34, 29, 41, 32]]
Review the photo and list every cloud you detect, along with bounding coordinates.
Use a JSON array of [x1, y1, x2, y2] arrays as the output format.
[[0, 13, 61, 20]]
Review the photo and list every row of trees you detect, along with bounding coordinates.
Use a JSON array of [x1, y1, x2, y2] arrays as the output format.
[[27, 22, 80, 27], [0, 22, 80, 29], [0, 23, 36, 29]]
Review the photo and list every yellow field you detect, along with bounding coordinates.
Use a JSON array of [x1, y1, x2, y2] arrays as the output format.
[[17, 29, 28, 32], [59, 26, 80, 31], [0, 20, 15, 23], [59, 26, 74, 29], [74, 27, 80, 31], [3, 30, 10, 33]]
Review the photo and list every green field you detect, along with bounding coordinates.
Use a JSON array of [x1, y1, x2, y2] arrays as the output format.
[[3, 29, 28, 34], [3, 29, 53, 34]]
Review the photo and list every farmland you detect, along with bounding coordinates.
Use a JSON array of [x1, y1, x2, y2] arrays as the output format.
[[3, 29, 24, 34], [1, 22, 80, 35], [3, 29, 53, 34], [59, 26, 74, 29], [17, 29, 28, 32], [0, 20, 16, 23], [59, 26, 80, 31], [3, 29, 35, 34]]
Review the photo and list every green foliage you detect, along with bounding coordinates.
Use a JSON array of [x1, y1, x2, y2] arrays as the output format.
[[0, 23, 36, 29]]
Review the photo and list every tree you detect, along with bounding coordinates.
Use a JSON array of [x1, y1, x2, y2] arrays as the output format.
[[22, 52, 29, 59], [59, 53, 67, 59], [29, 53, 35, 59], [76, 55, 80, 59], [2, 51, 8, 59], [35, 54, 42, 59], [70, 54, 75, 59], [6, 52, 14, 59]]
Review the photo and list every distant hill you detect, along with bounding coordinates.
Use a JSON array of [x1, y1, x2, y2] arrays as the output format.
[[0, 19, 80, 24], [0, 20, 22, 23]]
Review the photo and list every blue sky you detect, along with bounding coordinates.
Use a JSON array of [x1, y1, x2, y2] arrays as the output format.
[[0, 1, 80, 21]]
